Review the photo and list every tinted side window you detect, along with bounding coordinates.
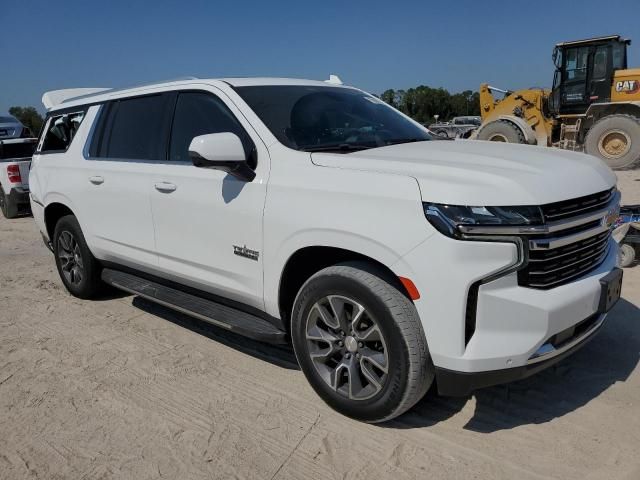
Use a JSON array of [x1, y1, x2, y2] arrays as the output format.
[[169, 92, 253, 163], [96, 94, 169, 160], [40, 111, 86, 153]]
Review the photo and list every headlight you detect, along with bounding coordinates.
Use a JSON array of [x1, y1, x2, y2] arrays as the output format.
[[423, 203, 543, 238]]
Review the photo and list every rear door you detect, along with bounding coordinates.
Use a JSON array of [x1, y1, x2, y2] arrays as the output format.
[[79, 93, 173, 269]]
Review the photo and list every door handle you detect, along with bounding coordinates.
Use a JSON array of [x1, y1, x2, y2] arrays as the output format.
[[89, 176, 104, 185], [154, 182, 177, 193]]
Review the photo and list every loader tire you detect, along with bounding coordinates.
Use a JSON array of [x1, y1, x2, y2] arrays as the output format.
[[477, 120, 526, 144], [584, 114, 640, 170]]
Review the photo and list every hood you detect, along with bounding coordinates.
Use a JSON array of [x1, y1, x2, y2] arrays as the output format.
[[311, 140, 616, 206]]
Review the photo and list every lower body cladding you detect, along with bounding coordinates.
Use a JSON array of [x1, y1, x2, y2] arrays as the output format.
[[394, 231, 621, 396]]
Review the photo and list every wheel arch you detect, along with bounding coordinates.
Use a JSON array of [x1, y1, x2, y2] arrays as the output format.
[[277, 245, 413, 333], [44, 202, 76, 241], [581, 102, 640, 137]]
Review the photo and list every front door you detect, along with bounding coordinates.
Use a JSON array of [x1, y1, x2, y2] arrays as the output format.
[[149, 89, 269, 309]]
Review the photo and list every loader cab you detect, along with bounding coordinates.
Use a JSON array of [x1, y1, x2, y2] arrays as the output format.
[[550, 35, 630, 116]]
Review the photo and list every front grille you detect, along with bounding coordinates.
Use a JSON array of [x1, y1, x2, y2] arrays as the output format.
[[519, 230, 611, 289], [511, 188, 618, 289], [541, 187, 615, 221]]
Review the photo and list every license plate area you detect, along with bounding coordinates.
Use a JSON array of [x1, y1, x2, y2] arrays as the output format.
[[598, 268, 623, 313]]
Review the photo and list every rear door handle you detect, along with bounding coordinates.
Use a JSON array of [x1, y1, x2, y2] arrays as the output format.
[[89, 176, 104, 185], [154, 182, 177, 193]]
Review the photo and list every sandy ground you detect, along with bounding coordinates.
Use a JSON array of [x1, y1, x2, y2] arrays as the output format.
[[0, 171, 639, 480]]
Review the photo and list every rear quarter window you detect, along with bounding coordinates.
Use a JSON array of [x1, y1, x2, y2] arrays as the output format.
[[39, 111, 86, 153]]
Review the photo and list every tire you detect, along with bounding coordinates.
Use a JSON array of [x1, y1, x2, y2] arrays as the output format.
[[291, 261, 434, 423], [0, 185, 19, 219], [53, 214, 105, 299], [584, 114, 640, 170], [618, 243, 636, 268], [434, 130, 449, 138], [477, 120, 526, 143]]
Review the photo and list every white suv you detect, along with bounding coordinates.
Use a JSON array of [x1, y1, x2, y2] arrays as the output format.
[[29, 78, 623, 422]]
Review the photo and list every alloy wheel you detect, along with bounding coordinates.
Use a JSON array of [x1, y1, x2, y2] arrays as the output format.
[[305, 295, 389, 400], [57, 230, 84, 285]]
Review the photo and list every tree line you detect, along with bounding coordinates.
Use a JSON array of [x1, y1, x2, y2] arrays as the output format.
[[6, 84, 480, 135], [8, 106, 44, 135], [379, 87, 481, 124]]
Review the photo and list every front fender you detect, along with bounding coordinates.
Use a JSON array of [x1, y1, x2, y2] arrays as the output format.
[[262, 229, 421, 318]]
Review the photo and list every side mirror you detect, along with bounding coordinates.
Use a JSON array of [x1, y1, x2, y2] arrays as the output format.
[[189, 132, 256, 182]]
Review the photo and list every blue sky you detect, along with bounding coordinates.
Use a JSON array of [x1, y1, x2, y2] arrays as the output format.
[[1, 0, 639, 114]]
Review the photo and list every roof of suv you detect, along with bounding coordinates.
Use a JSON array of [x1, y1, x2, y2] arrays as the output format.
[[43, 77, 349, 111]]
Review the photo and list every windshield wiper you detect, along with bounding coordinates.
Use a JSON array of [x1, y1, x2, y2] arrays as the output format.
[[301, 143, 374, 153], [383, 138, 429, 146]]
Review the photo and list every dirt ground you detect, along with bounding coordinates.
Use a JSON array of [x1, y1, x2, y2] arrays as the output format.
[[1, 171, 639, 480]]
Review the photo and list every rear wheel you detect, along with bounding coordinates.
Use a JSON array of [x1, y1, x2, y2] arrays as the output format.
[[0, 186, 18, 219], [477, 120, 526, 143], [584, 114, 640, 170], [291, 262, 434, 423], [53, 215, 106, 299]]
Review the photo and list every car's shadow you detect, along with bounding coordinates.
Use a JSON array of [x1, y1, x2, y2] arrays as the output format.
[[130, 297, 299, 370], [125, 292, 638, 431], [387, 298, 640, 432]]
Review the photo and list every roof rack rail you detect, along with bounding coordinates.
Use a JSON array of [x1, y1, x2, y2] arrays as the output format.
[[43, 76, 200, 110]]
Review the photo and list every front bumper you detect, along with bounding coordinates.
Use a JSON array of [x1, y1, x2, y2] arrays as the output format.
[[393, 230, 619, 390], [435, 311, 605, 396]]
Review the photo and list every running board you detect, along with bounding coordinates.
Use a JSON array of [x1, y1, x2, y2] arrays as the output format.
[[101, 268, 287, 344]]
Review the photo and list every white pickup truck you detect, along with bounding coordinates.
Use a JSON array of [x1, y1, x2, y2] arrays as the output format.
[[30, 78, 622, 422], [0, 138, 36, 218]]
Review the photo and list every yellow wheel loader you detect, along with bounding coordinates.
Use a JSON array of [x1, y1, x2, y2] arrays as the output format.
[[476, 35, 640, 169]]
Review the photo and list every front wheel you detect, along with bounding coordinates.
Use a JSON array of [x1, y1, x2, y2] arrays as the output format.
[[291, 262, 434, 423], [476, 120, 526, 143]]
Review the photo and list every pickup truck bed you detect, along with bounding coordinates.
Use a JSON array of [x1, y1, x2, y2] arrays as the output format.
[[0, 138, 36, 218]]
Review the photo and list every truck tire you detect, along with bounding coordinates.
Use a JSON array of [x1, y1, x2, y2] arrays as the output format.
[[477, 120, 526, 143], [53, 214, 106, 299], [0, 185, 19, 219], [584, 114, 640, 170], [291, 261, 434, 423], [618, 243, 636, 268]]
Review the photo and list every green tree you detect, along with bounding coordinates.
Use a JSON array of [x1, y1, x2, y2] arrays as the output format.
[[380, 89, 397, 108], [8, 106, 44, 135], [379, 85, 480, 124]]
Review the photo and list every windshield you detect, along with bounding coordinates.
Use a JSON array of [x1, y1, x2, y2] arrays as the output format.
[[235, 85, 431, 152]]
